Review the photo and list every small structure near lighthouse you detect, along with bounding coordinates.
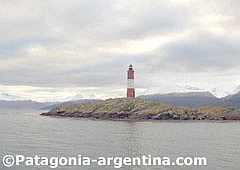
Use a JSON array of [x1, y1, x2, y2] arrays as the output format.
[[127, 64, 135, 98]]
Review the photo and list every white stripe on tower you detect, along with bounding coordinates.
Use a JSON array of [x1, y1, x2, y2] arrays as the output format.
[[127, 79, 134, 88]]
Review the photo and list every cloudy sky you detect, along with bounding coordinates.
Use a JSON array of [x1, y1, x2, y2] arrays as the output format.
[[0, 0, 240, 102]]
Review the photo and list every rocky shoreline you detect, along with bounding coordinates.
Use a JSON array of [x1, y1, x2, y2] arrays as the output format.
[[41, 98, 240, 121]]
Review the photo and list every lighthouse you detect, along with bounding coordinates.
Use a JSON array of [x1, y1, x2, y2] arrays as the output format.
[[127, 64, 135, 98]]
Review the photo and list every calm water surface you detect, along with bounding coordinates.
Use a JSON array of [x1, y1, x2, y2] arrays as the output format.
[[0, 109, 240, 170]]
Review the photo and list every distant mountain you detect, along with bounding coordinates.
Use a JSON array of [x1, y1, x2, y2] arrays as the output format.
[[215, 92, 240, 108], [0, 100, 56, 110], [138, 92, 219, 107], [2, 89, 240, 110], [0, 99, 101, 111]]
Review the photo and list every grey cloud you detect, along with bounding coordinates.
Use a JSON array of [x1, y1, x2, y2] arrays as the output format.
[[44, 0, 193, 43], [154, 31, 240, 72]]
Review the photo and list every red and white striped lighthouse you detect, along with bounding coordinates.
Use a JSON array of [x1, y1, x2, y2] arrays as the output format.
[[127, 64, 135, 98]]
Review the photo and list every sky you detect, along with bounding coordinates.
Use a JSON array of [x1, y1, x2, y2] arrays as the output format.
[[0, 0, 240, 102]]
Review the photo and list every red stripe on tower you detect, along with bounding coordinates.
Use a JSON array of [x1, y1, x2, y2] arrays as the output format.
[[127, 64, 135, 98]]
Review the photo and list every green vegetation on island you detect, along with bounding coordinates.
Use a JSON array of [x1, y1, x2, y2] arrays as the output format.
[[41, 98, 240, 121]]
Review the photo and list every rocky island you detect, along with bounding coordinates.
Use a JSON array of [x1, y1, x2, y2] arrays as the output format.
[[41, 98, 240, 121]]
